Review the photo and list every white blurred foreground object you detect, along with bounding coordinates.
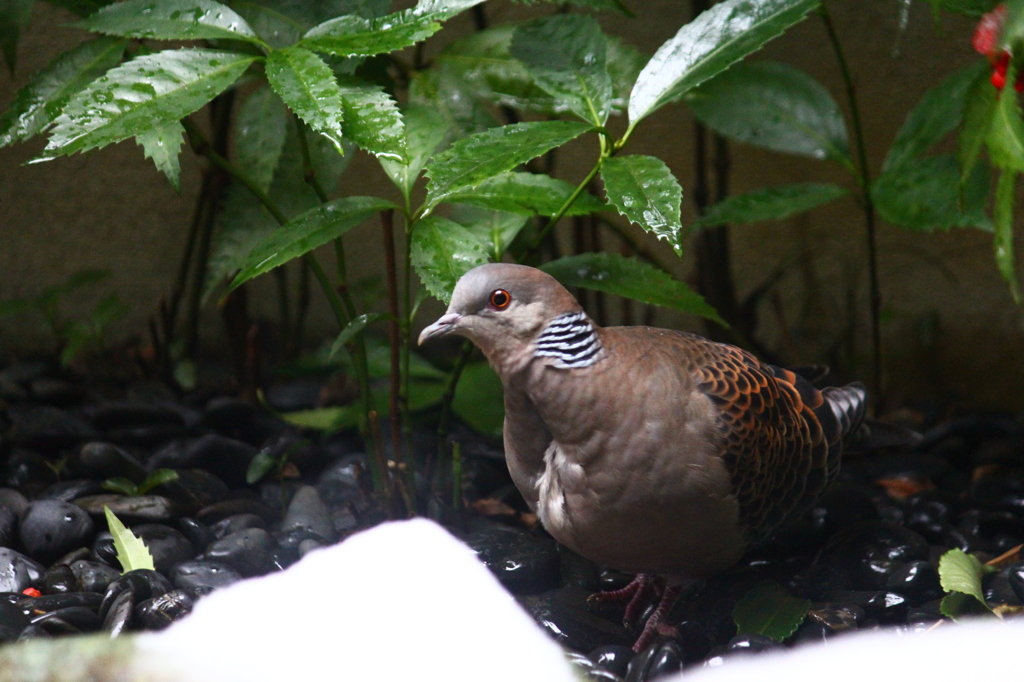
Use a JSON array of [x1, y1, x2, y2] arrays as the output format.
[[139, 518, 576, 682], [1, 519, 1022, 681]]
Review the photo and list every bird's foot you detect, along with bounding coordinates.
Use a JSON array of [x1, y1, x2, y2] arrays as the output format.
[[587, 573, 661, 627], [631, 584, 684, 653]]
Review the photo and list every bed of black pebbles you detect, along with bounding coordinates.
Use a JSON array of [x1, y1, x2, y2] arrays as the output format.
[[2, 357, 1024, 681]]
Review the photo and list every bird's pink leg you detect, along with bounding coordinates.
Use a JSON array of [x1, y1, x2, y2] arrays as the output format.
[[588, 573, 661, 627], [631, 584, 684, 653]]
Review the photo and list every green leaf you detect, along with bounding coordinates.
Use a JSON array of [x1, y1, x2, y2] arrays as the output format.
[[298, 9, 441, 58], [510, 14, 612, 126], [959, 65, 999, 183], [329, 312, 388, 359], [687, 60, 849, 163], [380, 104, 447, 199], [424, 120, 592, 209], [884, 62, 987, 173], [435, 25, 560, 115], [696, 182, 847, 226], [510, 0, 633, 12], [136, 121, 184, 190], [938, 548, 992, 615], [408, 66, 496, 139], [0, 36, 127, 148], [47, 0, 117, 17], [628, 0, 819, 125], [411, 215, 491, 304], [246, 450, 279, 484], [236, 86, 289, 193], [281, 405, 358, 431], [103, 506, 155, 573], [940, 591, 994, 620], [450, 205, 529, 261], [986, 73, 1024, 172], [77, 0, 265, 46], [606, 35, 646, 113], [733, 581, 811, 641], [101, 477, 138, 495], [137, 468, 180, 495], [266, 46, 345, 153], [601, 155, 683, 255], [40, 48, 257, 159], [0, 0, 33, 74], [230, 196, 395, 289], [335, 77, 405, 161], [444, 171, 604, 217], [541, 252, 724, 323], [994, 169, 1020, 301], [872, 155, 991, 232], [452, 362, 504, 436]]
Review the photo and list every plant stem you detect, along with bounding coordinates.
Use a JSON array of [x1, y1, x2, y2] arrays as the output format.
[[380, 209, 407, 498], [184, 116, 385, 491], [435, 339, 474, 486], [527, 160, 603, 252], [820, 3, 883, 402]]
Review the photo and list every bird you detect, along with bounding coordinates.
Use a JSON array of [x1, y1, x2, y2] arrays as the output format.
[[418, 263, 875, 652]]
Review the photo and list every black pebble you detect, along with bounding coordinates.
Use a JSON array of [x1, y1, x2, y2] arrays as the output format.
[[70, 560, 120, 594], [0, 599, 28, 642], [41, 564, 76, 595], [626, 640, 682, 682], [18, 500, 95, 565], [170, 560, 242, 591], [204, 528, 276, 577], [130, 524, 195, 575], [210, 513, 264, 540], [589, 645, 634, 679], [885, 560, 943, 605], [177, 517, 215, 554], [464, 524, 560, 595], [134, 589, 198, 630], [0, 548, 43, 593], [0, 506, 16, 548], [1005, 561, 1024, 603]]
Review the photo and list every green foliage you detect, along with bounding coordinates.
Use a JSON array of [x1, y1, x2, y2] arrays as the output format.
[[510, 15, 612, 126], [266, 46, 346, 153], [938, 548, 995, 619], [297, 7, 443, 57], [873, 155, 991, 232], [230, 196, 397, 289], [697, 182, 848, 227], [411, 215, 491, 303], [235, 86, 289, 194], [924, 0, 999, 16], [424, 120, 592, 209], [77, 0, 266, 46], [136, 122, 185, 190], [104, 506, 155, 573], [0, 37, 127, 148], [0, 0, 33, 73], [445, 172, 604, 217], [541, 253, 723, 323], [733, 581, 811, 641], [380, 104, 446, 201], [687, 60, 850, 164], [628, 0, 820, 125], [40, 48, 257, 159], [452, 362, 504, 436], [994, 171, 1019, 301], [601, 155, 684, 256], [102, 469, 180, 496], [330, 312, 388, 359]]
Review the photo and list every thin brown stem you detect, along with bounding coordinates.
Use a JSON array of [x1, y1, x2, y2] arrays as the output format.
[[380, 210, 406, 491], [820, 3, 883, 403]]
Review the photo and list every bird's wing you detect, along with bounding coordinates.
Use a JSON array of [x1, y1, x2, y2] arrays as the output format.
[[674, 334, 835, 545]]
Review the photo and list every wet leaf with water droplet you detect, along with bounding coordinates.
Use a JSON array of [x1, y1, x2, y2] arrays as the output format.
[[335, 77, 406, 162], [424, 120, 591, 210], [510, 14, 612, 126], [687, 60, 850, 164], [265, 46, 345, 154], [380, 104, 447, 200], [230, 196, 397, 289], [444, 171, 604, 217], [411, 215, 492, 304], [542, 253, 723, 323], [601, 154, 683, 256], [40, 48, 256, 159], [76, 0, 265, 46], [0, 36, 126, 148], [299, 9, 442, 58], [135, 120, 184, 190], [629, 0, 819, 125]]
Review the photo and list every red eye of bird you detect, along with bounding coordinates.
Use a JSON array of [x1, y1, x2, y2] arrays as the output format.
[[489, 289, 512, 310]]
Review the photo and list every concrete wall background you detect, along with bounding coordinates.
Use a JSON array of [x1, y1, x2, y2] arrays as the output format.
[[1, 1, 1021, 410]]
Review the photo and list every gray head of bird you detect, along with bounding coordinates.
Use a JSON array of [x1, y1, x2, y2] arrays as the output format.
[[418, 263, 582, 362]]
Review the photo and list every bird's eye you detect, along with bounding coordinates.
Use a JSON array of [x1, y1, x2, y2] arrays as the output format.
[[489, 289, 512, 310]]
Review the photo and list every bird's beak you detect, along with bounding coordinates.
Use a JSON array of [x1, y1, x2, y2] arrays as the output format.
[[418, 312, 463, 346]]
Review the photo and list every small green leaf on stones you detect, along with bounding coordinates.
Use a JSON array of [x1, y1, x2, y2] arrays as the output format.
[[104, 506, 155, 573], [938, 547, 993, 618], [733, 581, 811, 642]]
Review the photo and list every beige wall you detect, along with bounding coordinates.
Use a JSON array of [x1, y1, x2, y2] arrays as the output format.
[[1, 1, 1022, 410]]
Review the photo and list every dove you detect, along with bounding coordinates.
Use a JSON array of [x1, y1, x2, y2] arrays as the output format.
[[419, 263, 871, 651]]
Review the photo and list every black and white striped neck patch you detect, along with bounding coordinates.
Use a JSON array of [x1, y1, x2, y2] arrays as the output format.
[[534, 312, 603, 369]]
